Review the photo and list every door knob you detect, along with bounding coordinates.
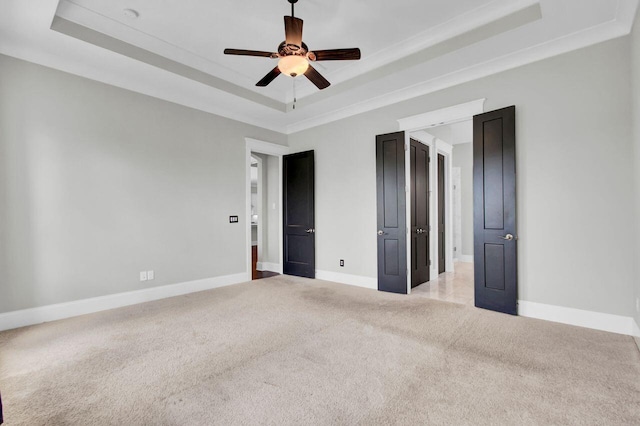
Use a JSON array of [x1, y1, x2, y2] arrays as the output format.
[[305, 228, 315, 233], [499, 234, 515, 241], [377, 230, 385, 236]]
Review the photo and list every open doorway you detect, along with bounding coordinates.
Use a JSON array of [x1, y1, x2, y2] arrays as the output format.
[[245, 138, 289, 282], [379, 100, 517, 313], [249, 153, 280, 280], [376, 99, 483, 297], [408, 120, 474, 305]]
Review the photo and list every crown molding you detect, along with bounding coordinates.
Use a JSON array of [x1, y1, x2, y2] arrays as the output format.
[[1, 0, 637, 135], [288, 0, 541, 102], [54, 0, 286, 103], [50, 16, 285, 111], [284, 17, 631, 134]]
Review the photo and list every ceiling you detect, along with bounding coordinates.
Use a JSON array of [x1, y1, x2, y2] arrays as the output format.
[[0, 0, 637, 134]]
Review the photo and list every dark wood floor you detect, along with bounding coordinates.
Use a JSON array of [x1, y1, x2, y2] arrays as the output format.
[[255, 270, 280, 279], [252, 245, 280, 280]]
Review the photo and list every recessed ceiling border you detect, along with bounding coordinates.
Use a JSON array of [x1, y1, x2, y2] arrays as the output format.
[[50, 16, 286, 112]]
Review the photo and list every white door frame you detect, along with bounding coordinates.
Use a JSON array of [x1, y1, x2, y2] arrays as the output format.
[[245, 138, 290, 282], [397, 99, 485, 294]]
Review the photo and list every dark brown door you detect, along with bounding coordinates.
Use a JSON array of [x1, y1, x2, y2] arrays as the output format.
[[438, 154, 446, 274], [376, 132, 407, 294], [283, 150, 315, 278], [410, 139, 430, 287], [473, 106, 517, 315]]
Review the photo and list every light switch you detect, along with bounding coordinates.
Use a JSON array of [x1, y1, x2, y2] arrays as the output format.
[[140, 271, 147, 281], [147, 270, 154, 280]]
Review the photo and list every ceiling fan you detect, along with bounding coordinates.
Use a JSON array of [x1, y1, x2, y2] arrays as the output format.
[[224, 0, 361, 90]]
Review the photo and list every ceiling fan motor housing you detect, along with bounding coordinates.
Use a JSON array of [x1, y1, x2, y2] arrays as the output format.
[[278, 41, 308, 57]]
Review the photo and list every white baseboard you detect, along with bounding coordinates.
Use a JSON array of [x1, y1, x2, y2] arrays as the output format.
[[315, 270, 377, 290], [455, 255, 474, 263], [256, 262, 282, 274], [0, 273, 247, 332], [518, 300, 638, 336]]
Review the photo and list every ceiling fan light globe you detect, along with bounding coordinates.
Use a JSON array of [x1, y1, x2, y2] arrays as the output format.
[[278, 55, 309, 77]]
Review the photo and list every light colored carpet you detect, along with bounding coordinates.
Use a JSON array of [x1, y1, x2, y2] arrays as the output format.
[[0, 275, 639, 425]]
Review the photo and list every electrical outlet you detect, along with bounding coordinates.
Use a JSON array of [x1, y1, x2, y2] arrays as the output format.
[[340, 259, 344, 267], [140, 271, 147, 282], [147, 270, 154, 280]]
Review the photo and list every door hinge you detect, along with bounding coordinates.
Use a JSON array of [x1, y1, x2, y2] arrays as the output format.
[[428, 260, 432, 266], [405, 143, 409, 151], [405, 185, 409, 193]]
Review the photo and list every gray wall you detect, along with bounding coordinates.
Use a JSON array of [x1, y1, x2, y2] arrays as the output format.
[[632, 9, 640, 328], [1, 32, 638, 322], [451, 143, 473, 257], [288, 37, 635, 318], [0, 54, 286, 313]]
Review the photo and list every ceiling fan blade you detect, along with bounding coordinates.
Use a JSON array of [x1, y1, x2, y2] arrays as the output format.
[[284, 16, 303, 47], [224, 49, 277, 58], [304, 65, 330, 90], [256, 66, 282, 87], [309, 48, 361, 61]]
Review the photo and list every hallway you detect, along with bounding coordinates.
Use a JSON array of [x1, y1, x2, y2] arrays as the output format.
[[412, 261, 474, 306]]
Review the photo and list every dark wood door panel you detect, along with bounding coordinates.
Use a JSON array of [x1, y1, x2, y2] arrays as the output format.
[[438, 154, 446, 274], [377, 132, 407, 294], [482, 118, 506, 230], [473, 106, 517, 315], [283, 150, 315, 279], [410, 139, 430, 288]]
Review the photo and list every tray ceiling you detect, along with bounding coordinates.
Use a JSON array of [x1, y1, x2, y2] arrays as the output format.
[[0, 0, 637, 134]]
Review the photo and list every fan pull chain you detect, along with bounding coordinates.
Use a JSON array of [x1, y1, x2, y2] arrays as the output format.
[[293, 79, 297, 110]]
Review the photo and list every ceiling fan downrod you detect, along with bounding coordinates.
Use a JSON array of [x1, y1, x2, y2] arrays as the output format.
[[288, 0, 298, 18]]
